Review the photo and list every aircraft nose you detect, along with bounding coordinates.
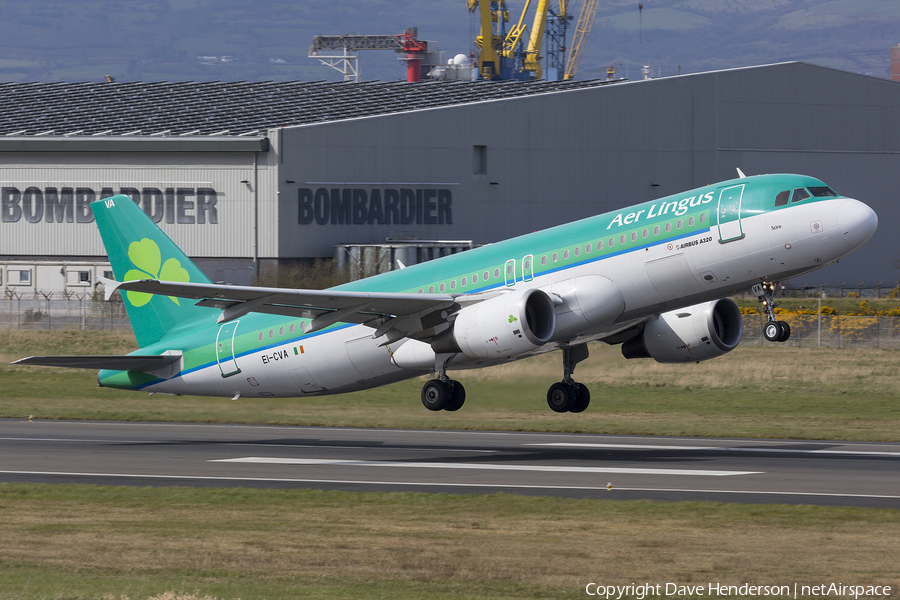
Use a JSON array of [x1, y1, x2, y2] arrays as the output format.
[[837, 199, 878, 250]]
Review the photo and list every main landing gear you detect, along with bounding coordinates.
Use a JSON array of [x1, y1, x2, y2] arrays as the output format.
[[753, 282, 791, 343], [421, 353, 466, 412], [546, 343, 591, 413]]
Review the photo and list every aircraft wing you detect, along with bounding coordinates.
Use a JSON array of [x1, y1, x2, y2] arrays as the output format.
[[100, 277, 474, 342], [11, 354, 181, 371]]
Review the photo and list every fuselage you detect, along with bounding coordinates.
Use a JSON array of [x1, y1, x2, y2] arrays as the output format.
[[99, 173, 877, 398]]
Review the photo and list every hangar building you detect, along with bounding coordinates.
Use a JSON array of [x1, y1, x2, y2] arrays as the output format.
[[1, 61, 897, 295]]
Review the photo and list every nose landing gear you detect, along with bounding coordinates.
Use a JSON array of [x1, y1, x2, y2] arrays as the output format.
[[753, 282, 791, 342]]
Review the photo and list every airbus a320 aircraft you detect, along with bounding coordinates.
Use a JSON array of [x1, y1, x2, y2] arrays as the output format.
[[14, 171, 877, 414]]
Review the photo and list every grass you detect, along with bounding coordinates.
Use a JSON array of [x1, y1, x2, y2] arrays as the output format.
[[3, 330, 900, 441], [0, 484, 898, 600]]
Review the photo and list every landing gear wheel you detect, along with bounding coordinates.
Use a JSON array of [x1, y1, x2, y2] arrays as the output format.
[[763, 321, 783, 343], [421, 379, 450, 411], [444, 381, 466, 412], [547, 382, 575, 413], [570, 383, 591, 413], [777, 321, 791, 342]]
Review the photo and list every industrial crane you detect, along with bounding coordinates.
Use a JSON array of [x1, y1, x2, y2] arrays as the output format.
[[563, 0, 599, 80], [468, 0, 570, 81]]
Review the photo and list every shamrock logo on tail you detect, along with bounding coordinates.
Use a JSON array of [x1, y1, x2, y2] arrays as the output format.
[[123, 238, 190, 307]]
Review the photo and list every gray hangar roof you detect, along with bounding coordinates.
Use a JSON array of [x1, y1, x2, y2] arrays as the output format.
[[0, 78, 612, 138]]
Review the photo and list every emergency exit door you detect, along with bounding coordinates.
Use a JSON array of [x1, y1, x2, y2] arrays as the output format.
[[216, 320, 241, 377]]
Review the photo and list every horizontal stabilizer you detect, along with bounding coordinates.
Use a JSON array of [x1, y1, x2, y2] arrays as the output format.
[[11, 354, 182, 372]]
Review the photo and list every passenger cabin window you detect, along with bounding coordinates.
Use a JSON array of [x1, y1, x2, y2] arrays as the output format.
[[809, 186, 838, 197], [791, 188, 811, 203], [775, 190, 790, 207]]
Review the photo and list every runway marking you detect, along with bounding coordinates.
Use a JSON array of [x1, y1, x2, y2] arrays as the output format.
[[211, 457, 761, 476], [529, 443, 900, 457], [0, 437, 496, 453], [224, 443, 498, 453], [1, 470, 898, 500]]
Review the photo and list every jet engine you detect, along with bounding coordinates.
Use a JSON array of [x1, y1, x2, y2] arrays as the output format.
[[622, 298, 743, 363], [431, 288, 557, 359]]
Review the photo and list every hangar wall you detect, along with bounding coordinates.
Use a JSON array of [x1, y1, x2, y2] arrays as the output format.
[[0, 150, 275, 257], [277, 80, 706, 256], [279, 63, 899, 283]]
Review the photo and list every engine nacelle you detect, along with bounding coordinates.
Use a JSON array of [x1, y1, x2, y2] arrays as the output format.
[[622, 298, 743, 363], [547, 275, 625, 339], [432, 288, 557, 359]]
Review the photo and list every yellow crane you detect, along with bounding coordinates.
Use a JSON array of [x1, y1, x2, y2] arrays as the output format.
[[468, 0, 568, 81], [563, 0, 599, 80]]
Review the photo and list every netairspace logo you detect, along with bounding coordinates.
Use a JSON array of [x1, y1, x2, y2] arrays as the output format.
[[584, 582, 893, 599]]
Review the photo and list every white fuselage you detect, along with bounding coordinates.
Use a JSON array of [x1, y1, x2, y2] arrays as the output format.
[[143, 197, 871, 399]]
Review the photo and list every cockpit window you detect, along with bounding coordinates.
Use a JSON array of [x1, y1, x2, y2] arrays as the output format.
[[774, 190, 790, 207], [808, 186, 838, 198], [790, 188, 811, 203]]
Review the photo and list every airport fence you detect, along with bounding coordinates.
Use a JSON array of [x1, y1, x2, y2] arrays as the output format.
[[740, 313, 900, 349], [1, 296, 899, 350], [0, 295, 129, 331]]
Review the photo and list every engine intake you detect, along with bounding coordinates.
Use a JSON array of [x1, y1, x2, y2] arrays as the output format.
[[432, 288, 557, 359], [622, 298, 743, 363]]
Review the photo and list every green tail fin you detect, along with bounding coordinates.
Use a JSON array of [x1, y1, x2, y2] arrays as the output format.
[[91, 194, 213, 347]]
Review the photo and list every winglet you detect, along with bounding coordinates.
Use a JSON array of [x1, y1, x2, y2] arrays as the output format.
[[736, 167, 747, 179], [98, 276, 124, 301]]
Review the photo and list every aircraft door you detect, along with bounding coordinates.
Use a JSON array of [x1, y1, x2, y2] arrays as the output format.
[[522, 254, 534, 282], [215, 320, 241, 377], [716, 184, 745, 243], [504, 259, 516, 287]]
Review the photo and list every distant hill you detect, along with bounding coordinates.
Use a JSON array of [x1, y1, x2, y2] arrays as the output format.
[[0, 0, 897, 84]]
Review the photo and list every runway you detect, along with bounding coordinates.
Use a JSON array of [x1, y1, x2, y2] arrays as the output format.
[[1, 419, 898, 508]]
